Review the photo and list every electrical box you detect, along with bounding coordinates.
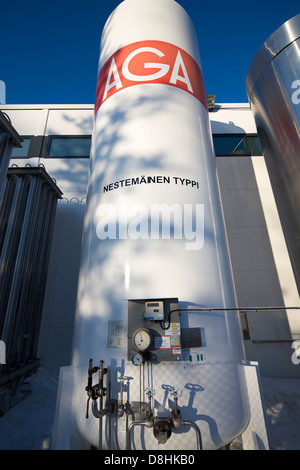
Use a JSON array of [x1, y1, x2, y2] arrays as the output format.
[[127, 298, 182, 363], [144, 301, 164, 320]]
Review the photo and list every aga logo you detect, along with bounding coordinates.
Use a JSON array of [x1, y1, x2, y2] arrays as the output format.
[[95, 40, 207, 114]]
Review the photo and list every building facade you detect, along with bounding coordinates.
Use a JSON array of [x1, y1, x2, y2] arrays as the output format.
[[1, 103, 299, 378]]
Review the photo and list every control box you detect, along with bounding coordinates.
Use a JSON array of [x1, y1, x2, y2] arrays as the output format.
[[144, 301, 164, 320], [127, 298, 182, 363]]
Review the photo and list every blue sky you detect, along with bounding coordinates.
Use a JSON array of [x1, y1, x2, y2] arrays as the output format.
[[1, 0, 299, 105]]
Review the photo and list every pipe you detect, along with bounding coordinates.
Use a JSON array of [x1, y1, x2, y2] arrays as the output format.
[[125, 406, 134, 450], [0, 132, 10, 191], [99, 406, 103, 450], [114, 419, 120, 450], [85, 360, 114, 450], [113, 401, 133, 451], [107, 368, 112, 450], [127, 421, 148, 450], [252, 339, 298, 343], [182, 420, 202, 450], [171, 306, 300, 314], [126, 417, 202, 450], [98, 361, 104, 450], [91, 399, 110, 419], [91, 364, 113, 450]]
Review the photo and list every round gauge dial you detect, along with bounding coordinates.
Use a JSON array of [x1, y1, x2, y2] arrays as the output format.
[[132, 328, 152, 352], [132, 352, 144, 366]]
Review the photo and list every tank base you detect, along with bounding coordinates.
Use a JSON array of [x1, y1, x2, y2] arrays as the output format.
[[51, 362, 271, 451]]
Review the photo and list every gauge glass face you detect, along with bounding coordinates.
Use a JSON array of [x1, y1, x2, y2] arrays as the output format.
[[132, 352, 144, 365], [133, 328, 151, 351]]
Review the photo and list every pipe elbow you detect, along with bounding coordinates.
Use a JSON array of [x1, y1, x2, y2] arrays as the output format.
[[91, 400, 109, 419]]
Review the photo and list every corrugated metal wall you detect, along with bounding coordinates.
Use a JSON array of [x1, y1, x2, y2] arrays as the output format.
[[0, 166, 62, 414]]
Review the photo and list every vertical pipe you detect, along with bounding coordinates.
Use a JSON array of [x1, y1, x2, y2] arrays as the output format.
[[0, 133, 10, 193], [17, 176, 44, 364], [98, 360, 104, 450], [5, 176, 35, 366], [108, 368, 112, 450], [1, 176, 29, 364], [29, 185, 57, 359]]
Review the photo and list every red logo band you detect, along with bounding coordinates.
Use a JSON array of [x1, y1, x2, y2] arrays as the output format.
[[95, 40, 207, 114]]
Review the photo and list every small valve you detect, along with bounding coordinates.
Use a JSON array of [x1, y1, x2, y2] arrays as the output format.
[[85, 358, 107, 419], [170, 387, 183, 399], [144, 386, 155, 398], [144, 387, 155, 423], [170, 387, 183, 427], [117, 375, 125, 416], [85, 359, 98, 418]]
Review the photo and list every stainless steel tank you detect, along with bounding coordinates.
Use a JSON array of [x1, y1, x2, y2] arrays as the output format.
[[246, 13, 300, 293]]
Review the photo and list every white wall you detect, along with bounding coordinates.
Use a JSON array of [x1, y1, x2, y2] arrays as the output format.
[[212, 105, 300, 378]]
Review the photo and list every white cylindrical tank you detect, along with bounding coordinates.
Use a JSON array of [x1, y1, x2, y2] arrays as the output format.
[[71, 0, 250, 450]]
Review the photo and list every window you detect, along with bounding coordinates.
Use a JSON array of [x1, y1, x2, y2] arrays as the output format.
[[212, 134, 262, 156], [47, 136, 91, 158], [240, 311, 251, 340], [10, 134, 262, 159], [245, 135, 263, 156], [10, 137, 31, 158]]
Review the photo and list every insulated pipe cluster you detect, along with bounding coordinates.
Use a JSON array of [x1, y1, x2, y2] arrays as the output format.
[[0, 167, 62, 410]]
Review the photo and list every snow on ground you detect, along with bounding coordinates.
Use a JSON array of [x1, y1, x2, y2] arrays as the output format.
[[0, 367, 299, 450], [261, 376, 300, 450], [0, 368, 58, 450]]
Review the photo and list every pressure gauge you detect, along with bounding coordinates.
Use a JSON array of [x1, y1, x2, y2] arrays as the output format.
[[132, 328, 152, 352], [131, 352, 144, 366]]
